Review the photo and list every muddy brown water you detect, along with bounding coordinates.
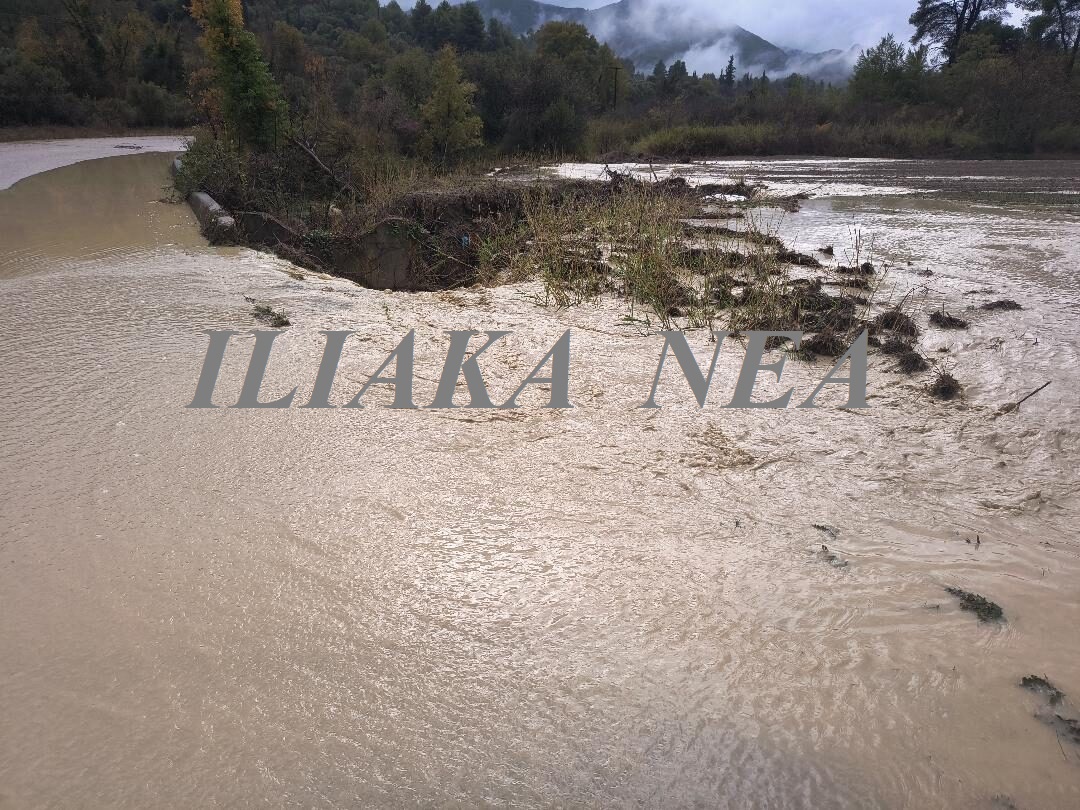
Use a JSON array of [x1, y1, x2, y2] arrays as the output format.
[[1, 145, 1079, 808]]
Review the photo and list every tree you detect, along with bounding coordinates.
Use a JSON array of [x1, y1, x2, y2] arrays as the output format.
[[140, 30, 185, 91], [1021, 0, 1080, 74], [189, 0, 287, 149], [534, 22, 615, 113], [667, 59, 689, 88], [411, 0, 433, 47], [387, 47, 434, 108], [851, 35, 907, 104], [486, 18, 515, 51], [380, 2, 412, 38], [909, 0, 1009, 63], [15, 18, 50, 64], [723, 55, 737, 87], [456, 3, 486, 52], [270, 21, 307, 78], [430, 1, 457, 48], [419, 46, 483, 163], [0, 52, 79, 126], [59, 0, 108, 95]]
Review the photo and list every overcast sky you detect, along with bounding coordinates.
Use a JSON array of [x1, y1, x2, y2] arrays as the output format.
[[550, 1, 917, 52], [398, 2, 1027, 54]]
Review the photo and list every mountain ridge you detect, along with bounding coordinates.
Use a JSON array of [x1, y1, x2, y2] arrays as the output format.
[[471, 0, 855, 81]]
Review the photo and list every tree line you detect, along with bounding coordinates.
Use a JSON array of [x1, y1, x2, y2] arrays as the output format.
[[1, 0, 1078, 157]]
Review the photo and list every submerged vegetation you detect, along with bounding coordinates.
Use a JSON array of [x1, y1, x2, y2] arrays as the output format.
[[945, 586, 1004, 622], [1019, 674, 1080, 745], [252, 303, 290, 327], [930, 370, 964, 400], [929, 308, 970, 329], [1021, 675, 1066, 705]]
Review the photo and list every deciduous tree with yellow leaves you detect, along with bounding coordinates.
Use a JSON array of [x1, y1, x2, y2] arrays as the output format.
[[190, 0, 286, 149]]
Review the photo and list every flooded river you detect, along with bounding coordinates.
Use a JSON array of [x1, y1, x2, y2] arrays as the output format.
[[1, 144, 1079, 808]]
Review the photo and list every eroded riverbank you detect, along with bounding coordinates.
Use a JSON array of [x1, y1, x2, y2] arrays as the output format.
[[1, 147, 1079, 808]]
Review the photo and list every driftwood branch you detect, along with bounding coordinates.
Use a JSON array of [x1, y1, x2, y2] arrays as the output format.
[[1016, 381, 1051, 407], [994, 381, 1051, 418]]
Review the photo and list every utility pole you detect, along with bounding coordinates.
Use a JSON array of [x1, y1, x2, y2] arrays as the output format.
[[609, 64, 622, 110]]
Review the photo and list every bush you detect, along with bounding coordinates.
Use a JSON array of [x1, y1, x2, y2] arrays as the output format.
[[626, 120, 994, 159], [1037, 124, 1080, 154], [126, 81, 193, 127], [632, 123, 783, 157], [584, 116, 651, 155], [173, 131, 244, 202], [88, 97, 137, 129], [0, 52, 85, 126]]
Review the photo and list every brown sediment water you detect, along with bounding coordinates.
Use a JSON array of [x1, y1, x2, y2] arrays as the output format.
[[0, 136, 188, 191], [1, 145, 1079, 808]]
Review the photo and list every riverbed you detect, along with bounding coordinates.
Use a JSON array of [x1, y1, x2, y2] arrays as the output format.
[[1, 143, 1079, 808]]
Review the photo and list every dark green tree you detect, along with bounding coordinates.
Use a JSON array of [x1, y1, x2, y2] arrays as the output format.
[[430, 1, 456, 49], [1021, 0, 1080, 74], [419, 45, 483, 163], [190, 0, 287, 149], [380, 1, 411, 37], [410, 0, 433, 48], [910, 0, 1009, 63], [456, 3, 486, 52], [850, 35, 907, 104], [723, 55, 736, 87], [666, 59, 689, 92]]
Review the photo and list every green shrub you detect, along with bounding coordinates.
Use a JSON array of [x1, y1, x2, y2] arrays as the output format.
[[0, 52, 85, 126], [173, 131, 244, 202], [1037, 124, 1080, 154], [632, 124, 783, 157], [126, 81, 192, 127]]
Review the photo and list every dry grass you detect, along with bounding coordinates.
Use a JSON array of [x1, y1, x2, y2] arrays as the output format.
[[252, 304, 291, 327], [492, 182, 879, 346]]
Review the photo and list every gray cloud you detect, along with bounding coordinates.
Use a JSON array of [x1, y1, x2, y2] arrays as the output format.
[[544, 0, 916, 53]]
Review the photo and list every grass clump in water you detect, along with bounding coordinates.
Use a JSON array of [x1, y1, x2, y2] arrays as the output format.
[[252, 304, 291, 327], [492, 179, 880, 343], [873, 307, 919, 337], [945, 586, 1004, 622], [1020, 675, 1065, 705], [981, 299, 1023, 312], [929, 370, 962, 400], [802, 331, 848, 357], [929, 308, 969, 329], [896, 351, 929, 374], [880, 336, 913, 356], [877, 335, 927, 373]]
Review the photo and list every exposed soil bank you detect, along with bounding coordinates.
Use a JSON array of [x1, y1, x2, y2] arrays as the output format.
[[215, 175, 708, 291]]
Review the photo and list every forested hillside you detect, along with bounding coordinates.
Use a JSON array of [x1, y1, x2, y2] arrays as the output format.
[[472, 0, 854, 81], [1, 0, 1079, 157]]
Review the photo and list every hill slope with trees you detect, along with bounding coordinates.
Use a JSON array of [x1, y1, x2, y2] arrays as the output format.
[[0, 0, 1078, 158]]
